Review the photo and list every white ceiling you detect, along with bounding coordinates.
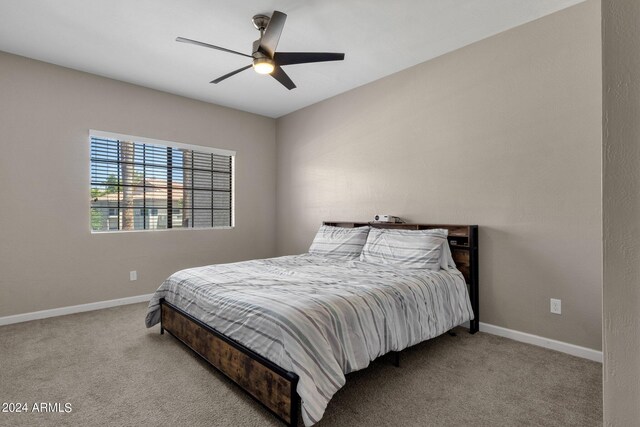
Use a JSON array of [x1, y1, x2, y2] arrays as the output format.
[[0, 0, 585, 118]]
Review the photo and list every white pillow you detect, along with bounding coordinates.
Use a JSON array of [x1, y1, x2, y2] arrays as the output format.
[[440, 237, 457, 270], [360, 228, 448, 270], [309, 225, 370, 260]]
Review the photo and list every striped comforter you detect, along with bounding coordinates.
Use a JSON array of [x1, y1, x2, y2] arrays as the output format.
[[145, 254, 474, 426]]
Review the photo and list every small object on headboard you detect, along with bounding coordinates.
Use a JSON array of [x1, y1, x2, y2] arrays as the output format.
[[373, 214, 403, 223]]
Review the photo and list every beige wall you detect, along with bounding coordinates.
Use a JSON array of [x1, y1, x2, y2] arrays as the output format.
[[602, 0, 640, 424], [276, 1, 602, 350], [0, 52, 277, 317]]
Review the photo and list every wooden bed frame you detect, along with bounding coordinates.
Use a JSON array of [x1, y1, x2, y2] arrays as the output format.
[[159, 222, 479, 426]]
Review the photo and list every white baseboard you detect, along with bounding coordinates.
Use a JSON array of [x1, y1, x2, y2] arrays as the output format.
[[466, 321, 602, 363], [0, 294, 154, 326]]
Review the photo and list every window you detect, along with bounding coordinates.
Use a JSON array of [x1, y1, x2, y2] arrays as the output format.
[[90, 131, 235, 232]]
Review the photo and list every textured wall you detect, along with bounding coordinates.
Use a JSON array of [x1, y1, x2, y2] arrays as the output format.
[[602, 0, 640, 424], [0, 52, 277, 317], [276, 1, 602, 350]]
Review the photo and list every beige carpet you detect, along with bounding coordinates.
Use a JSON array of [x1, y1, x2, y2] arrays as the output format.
[[0, 303, 601, 426]]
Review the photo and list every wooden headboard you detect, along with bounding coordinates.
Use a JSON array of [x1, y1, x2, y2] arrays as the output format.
[[324, 221, 479, 334]]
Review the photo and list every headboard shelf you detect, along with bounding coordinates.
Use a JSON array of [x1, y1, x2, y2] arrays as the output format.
[[324, 221, 479, 334]]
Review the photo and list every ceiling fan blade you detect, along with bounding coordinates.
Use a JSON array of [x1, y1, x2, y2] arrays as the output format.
[[271, 66, 296, 90], [274, 52, 345, 66], [176, 37, 253, 59], [259, 11, 287, 58], [211, 64, 252, 84]]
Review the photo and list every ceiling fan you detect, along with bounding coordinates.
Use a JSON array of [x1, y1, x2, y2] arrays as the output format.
[[176, 10, 345, 90]]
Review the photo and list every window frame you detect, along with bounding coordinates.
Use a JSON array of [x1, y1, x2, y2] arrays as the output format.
[[89, 130, 236, 233]]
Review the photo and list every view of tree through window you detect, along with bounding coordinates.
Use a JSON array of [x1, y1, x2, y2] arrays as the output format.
[[90, 134, 234, 232]]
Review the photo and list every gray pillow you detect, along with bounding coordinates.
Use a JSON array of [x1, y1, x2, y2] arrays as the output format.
[[309, 225, 370, 259], [360, 228, 448, 270]]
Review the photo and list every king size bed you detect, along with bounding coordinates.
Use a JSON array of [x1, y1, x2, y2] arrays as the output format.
[[145, 222, 479, 426]]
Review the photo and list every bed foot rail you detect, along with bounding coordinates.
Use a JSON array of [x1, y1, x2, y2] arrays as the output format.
[[160, 300, 300, 426]]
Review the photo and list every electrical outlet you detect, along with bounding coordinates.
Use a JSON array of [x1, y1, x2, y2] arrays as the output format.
[[550, 298, 561, 315], [129, 270, 137, 281]]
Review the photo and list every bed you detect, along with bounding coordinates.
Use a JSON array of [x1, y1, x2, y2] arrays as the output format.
[[145, 222, 479, 426]]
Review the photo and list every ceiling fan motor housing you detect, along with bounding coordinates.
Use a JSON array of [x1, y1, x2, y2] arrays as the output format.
[[252, 39, 266, 58]]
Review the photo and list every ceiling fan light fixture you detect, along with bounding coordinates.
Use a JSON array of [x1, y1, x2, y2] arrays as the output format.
[[253, 57, 274, 74]]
